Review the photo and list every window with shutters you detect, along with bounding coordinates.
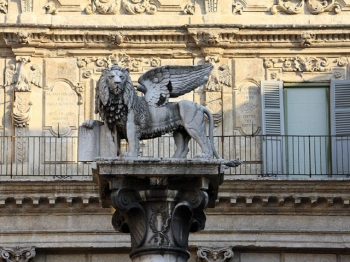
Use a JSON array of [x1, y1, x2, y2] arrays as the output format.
[[261, 80, 350, 176]]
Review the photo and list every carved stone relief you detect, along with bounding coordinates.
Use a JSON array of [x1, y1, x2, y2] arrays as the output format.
[[235, 80, 261, 135], [232, 2, 244, 14], [85, 0, 119, 15], [264, 56, 348, 81], [44, 80, 80, 137], [232, 0, 267, 13], [183, 3, 195, 14], [78, 53, 161, 79], [204, 57, 232, 127], [123, 0, 157, 15], [188, 28, 239, 47], [0, 0, 7, 14], [197, 246, 234, 262], [300, 31, 315, 47], [5, 57, 43, 92], [271, 0, 342, 15], [45, 2, 58, 15], [1, 246, 36, 262], [8, 32, 33, 45], [109, 32, 131, 45]]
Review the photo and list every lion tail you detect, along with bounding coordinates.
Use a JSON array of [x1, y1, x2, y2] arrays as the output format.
[[203, 107, 221, 159]]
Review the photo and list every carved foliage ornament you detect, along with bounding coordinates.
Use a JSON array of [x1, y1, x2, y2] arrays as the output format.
[[262, 56, 347, 72], [271, 0, 342, 15], [85, 0, 119, 14], [197, 247, 234, 262], [79, 53, 160, 77], [0, 0, 7, 14], [123, 0, 157, 15], [110, 32, 131, 45], [1, 246, 36, 262]]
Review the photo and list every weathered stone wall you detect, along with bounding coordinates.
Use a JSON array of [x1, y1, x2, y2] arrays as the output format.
[[1, 0, 350, 261]]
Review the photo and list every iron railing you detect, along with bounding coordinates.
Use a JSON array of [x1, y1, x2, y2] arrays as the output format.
[[0, 135, 349, 179]]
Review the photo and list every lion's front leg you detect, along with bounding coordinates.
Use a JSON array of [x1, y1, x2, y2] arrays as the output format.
[[125, 111, 140, 157]]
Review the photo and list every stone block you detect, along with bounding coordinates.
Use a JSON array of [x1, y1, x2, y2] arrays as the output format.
[[91, 254, 130, 262], [241, 253, 280, 262], [284, 253, 336, 262], [340, 255, 350, 262], [45, 254, 87, 262]]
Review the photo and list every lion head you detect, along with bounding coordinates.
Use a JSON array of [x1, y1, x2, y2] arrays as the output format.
[[96, 65, 137, 132]]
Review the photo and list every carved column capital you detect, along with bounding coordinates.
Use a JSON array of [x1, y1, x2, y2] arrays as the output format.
[[197, 246, 234, 262], [1, 246, 36, 262], [96, 159, 224, 261]]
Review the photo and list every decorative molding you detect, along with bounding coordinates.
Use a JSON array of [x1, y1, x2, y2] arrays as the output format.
[[197, 246, 234, 262], [183, 3, 195, 15], [123, 0, 157, 15], [13, 32, 32, 45], [79, 53, 160, 77], [188, 28, 239, 47], [0, 0, 7, 14], [306, 0, 341, 14], [45, 2, 58, 15], [85, 0, 119, 14], [272, 0, 343, 15], [264, 56, 335, 72], [109, 32, 131, 45], [1, 246, 36, 262], [271, 0, 303, 15], [300, 31, 315, 47]]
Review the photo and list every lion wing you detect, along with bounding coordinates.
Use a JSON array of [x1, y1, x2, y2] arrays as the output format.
[[137, 64, 213, 107]]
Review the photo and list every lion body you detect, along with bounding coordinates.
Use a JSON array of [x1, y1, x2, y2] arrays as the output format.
[[96, 65, 218, 158]]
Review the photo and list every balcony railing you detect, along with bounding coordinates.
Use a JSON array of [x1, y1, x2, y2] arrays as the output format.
[[0, 135, 348, 180]]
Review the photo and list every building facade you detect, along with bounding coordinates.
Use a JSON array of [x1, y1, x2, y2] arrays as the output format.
[[0, 0, 350, 261]]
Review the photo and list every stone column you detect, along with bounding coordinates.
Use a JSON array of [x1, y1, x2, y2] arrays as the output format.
[[95, 158, 224, 262]]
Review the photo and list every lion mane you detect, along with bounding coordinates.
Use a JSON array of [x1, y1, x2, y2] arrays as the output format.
[[95, 65, 150, 137]]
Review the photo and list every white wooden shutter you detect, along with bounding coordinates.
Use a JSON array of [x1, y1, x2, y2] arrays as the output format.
[[330, 80, 350, 175], [261, 81, 285, 175]]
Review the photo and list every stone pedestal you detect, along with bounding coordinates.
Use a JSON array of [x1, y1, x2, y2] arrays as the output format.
[[95, 158, 224, 262]]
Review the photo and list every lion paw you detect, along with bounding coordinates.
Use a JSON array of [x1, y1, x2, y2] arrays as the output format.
[[82, 120, 103, 129]]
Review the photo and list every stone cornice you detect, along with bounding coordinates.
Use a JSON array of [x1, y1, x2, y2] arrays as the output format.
[[2, 26, 350, 54], [215, 179, 350, 211], [0, 181, 100, 208]]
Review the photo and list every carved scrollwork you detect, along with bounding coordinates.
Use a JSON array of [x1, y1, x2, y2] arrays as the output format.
[[183, 3, 195, 15], [334, 57, 348, 67], [181, 188, 208, 209], [306, 0, 341, 14], [0, 0, 8, 14], [148, 205, 171, 246], [85, 0, 119, 15], [123, 0, 157, 15], [271, 0, 304, 15], [1, 246, 36, 262], [197, 247, 234, 262], [264, 57, 331, 72]]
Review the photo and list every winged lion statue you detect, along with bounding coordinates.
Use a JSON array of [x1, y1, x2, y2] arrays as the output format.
[[83, 63, 241, 167]]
